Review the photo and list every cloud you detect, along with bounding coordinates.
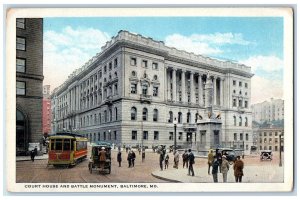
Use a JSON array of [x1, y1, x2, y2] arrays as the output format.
[[240, 55, 283, 73], [164, 32, 251, 55], [43, 27, 111, 91], [251, 75, 283, 104]]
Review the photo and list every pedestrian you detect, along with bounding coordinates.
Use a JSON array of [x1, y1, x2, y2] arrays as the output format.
[[233, 156, 244, 182], [30, 149, 36, 162], [216, 148, 222, 173], [98, 147, 106, 172], [182, 149, 189, 168], [159, 151, 164, 170], [173, 150, 179, 169], [131, 150, 136, 167], [138, 146, 141, 155], [127, 150, 132, 167], [187, 149, 195, 176], [207, 149, 214, 174], [220, 155, 230, 182], [212, 156, 220, 183], [117, 151, 122, 167], [142, 147, 145, 162], [164, 153, 169, 169]]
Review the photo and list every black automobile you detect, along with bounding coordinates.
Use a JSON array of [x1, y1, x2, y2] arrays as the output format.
[[216, 148, 237, 165], [260, 150, 273, 161]]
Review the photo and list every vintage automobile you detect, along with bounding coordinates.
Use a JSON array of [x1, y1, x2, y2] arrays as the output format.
[[260, 150, 273, 161], [88, 142, 112, 174], [216, 148, 237, 165]]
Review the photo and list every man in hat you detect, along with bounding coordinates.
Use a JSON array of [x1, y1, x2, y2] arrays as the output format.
[[220, 155, 230, 182], [187, 149, 195, 176], [99, 147, 106, 172]]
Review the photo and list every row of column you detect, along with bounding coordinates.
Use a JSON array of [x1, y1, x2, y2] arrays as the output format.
[[166, 67, 224, 106]]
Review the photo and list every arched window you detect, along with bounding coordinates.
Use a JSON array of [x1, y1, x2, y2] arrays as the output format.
[[239, 116, 242, 126], [245, 117, 248, 127], [187, 112, 191, 123], [153, 109, 158, 122], [131, 107, 137, 120], [178, 112, 182, 124], [109, 108, 112, 122], [99, 113, 101, 124], [233, 116, 236, 126], [169, 111, 173, 123], [104, 110, 107, 122], [143, 108, 148, 121]]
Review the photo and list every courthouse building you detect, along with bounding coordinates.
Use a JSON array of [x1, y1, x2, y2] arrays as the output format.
[[51, 30, 253, 152], [16, 18, 43, 155]]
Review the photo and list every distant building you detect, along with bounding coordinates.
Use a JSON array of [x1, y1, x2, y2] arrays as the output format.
[[50, 30, 253, 152], [16, 18, 43, 155], [252, 98, 284, 123], [43, 85, 51, 136], [255, 126, 284, 152]]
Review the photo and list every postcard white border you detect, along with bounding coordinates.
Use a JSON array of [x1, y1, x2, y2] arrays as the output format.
[[6, 7, 294, 193]]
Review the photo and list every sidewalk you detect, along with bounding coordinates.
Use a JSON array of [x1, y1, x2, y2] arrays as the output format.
[[151, 164, 284, 183], [16, 154, 48, 161]]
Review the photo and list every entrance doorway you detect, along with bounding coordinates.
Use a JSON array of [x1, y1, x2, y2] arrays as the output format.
[[16, 109, 28, 154], [214, 130, 220, 147]]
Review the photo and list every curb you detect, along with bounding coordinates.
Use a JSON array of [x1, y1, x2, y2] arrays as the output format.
[[151, 172, 182, 183]]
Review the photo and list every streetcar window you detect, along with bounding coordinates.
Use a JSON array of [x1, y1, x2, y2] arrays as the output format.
[[50, 140, 54, 150], [63, 139, 70, 151], [55, 139, 62, 151], [71, 140, 75, 150]]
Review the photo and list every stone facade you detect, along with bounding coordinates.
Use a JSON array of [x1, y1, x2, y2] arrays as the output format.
[[254, 127, 284, 152], [252, 98, 284, 123], [51, 30, 253, 153], [16, 18, 43, 154]]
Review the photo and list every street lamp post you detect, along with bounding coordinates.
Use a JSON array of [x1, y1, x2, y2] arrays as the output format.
[[173, 118, 178, 150], [279, 133, 282, 167]]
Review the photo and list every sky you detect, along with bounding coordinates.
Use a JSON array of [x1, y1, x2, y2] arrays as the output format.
[[43, 17, 284, 104]]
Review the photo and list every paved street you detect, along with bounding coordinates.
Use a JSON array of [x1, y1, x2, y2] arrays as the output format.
[[16, 148, 284, 183]]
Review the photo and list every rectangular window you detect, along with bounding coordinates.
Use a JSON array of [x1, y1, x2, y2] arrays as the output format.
[[233, 80, 236, 86], [169, 132, 173, 140], [143, 131, 148, 140], [234, 133, 237, 141], [239, 81, 242, 87], [131, 83, 137, 94], [16, 81, 26, 95], [269, 138, 272, 143], [264, 132, 267, 136], [245, 83, 248, 88], [153, 86, 158, 96], [16, 37, 26, 51], [275, 132, 278, 136], [269, 132, 272, 136], [114, 131, 117, 140], [245, 101, 248, 108], [109, 62, 112, 70], [179, 132, 183, 140], [154, 131, 159, 140], [16, 18, 25, 29], [142, 60, 148, 68], [16, 58, 26, 73], [152, 62, 158, 70], [132, 131, 137, 140], [240, 133, 243, 140], [130, 57, 137, 66]]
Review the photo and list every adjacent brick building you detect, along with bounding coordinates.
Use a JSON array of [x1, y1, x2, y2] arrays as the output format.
[[16, 18, 43, 155]]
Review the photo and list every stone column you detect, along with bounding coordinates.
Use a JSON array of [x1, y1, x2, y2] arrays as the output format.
[[220, 78, 224, 106], [214, 77, 217, 106], [181, 70, 186, 103], [167, 68, 171, 100], [190, 72, 195, 103], [172, 68, 177, 102], [198, 74, 203, 106]]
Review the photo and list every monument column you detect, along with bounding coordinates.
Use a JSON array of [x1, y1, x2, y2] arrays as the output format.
[[198, 73, 203, 106], [181, 70, 186, 103], [172, 68, 177, 102], [190, 71, 195, 103]]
